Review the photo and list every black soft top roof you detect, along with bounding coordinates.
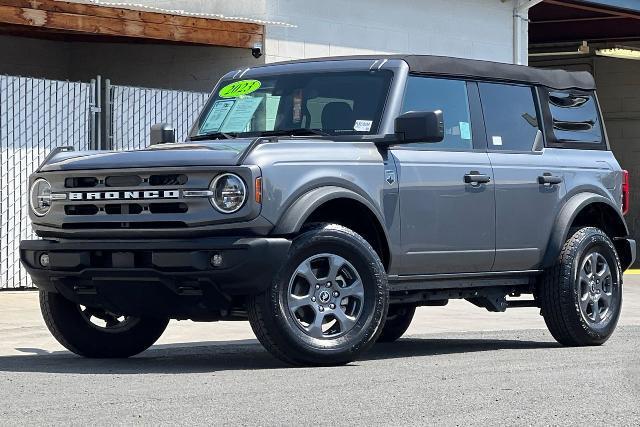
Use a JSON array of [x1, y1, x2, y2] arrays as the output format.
[[267, 54, 595, 91]]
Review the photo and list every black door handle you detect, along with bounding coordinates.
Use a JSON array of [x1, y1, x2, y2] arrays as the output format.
[[464, 172, 491, 184], [538, 173, 562, 185]]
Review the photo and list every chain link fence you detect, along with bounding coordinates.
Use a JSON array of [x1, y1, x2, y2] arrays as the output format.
[[1, 76, 96, 289], [108, 82, 209, 151], [1, 76, 209, 289]]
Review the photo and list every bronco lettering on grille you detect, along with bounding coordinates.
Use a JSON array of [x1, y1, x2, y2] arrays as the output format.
[[67, 190, 180, 200]]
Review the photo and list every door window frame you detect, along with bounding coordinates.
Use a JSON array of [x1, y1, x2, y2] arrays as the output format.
[[393, 74, 486, 153], [475, 81, 545, 155]]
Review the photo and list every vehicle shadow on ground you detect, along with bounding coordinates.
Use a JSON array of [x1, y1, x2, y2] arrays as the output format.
[[0, 336, 558, 375]]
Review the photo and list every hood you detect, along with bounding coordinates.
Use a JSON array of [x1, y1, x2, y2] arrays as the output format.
[[38, 140, 255, 172]]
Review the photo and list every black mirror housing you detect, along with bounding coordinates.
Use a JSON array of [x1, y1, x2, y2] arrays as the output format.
[[394, 110, 444, 143], [150, 123, 176, 145]]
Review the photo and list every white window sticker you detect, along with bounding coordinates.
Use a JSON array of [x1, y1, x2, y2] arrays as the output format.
[[220, 96, 263, 133], [459, 121, 471, 140], [201, 99, 235, 133], [354, 119, 373, 132], [492, 136, 503, 146]]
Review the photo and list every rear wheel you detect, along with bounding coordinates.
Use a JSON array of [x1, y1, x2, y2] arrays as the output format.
[[248, 224, 389, 366], [377, 304, 415, 342], [539, 227, 622, 346], [40, 290, 169, 358]]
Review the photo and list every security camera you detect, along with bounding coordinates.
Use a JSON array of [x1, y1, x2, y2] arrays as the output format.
[[252, 43, 263, 59]]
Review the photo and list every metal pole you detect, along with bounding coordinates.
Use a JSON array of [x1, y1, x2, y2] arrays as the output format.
[[103, 79, 112, 150], [89, 78, 96, 150], [95, 75, 102, 150]]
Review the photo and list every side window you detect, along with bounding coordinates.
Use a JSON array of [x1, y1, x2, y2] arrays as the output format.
[[547, 90, 602, 144], [401, 76, 473, 150], [479, 83, 540, 151]]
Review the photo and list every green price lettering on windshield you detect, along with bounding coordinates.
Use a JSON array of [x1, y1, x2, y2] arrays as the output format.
[[219, 80, 262, 98]]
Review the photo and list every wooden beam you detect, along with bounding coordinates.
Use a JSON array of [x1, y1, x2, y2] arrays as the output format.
[[0, 0, 263, 48], [532, 15, 625, 24]]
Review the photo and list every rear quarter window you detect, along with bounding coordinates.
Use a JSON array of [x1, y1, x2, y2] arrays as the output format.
[[546, 90, 604, 146]]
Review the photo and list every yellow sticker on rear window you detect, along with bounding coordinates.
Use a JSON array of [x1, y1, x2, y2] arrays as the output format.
[[219, 80, 262, 98]]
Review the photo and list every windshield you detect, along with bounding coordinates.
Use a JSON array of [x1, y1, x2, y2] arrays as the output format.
[[190, 70, 393, 139]]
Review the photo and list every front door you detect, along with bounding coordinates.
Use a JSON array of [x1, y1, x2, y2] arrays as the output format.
[[393, 76, 495, 275]]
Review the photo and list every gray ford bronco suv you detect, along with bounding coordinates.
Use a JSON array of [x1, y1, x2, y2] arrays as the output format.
[[21, 55, 636, 366]]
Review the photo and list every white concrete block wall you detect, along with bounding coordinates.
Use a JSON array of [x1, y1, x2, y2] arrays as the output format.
[[66, 0, 516, 64], [264, 0, 514, 63]]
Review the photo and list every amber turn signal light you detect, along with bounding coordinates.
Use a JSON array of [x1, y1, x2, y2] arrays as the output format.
[[255, 177, 262, 204]]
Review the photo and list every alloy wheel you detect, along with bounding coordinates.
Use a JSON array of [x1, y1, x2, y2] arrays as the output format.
[[577, 251, 615, 324], [286, 253, 365, 339]]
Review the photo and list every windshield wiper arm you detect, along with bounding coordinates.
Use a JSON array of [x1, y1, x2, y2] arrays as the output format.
[[190, 132, 237, 141], [259, 128, 331, 137]]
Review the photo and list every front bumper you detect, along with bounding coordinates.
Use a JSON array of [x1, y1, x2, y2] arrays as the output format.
[[20, 237, 291, 319]]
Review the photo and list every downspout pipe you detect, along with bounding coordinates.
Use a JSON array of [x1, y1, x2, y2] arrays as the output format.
[[512, 0, 544, 65]]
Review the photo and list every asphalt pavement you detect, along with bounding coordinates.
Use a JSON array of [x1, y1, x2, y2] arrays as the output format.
[[1, 277, 639, 425]]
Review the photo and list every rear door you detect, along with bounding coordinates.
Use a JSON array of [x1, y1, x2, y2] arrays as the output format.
[[392, 76, 495, 275], [478, 82, 566, 271]]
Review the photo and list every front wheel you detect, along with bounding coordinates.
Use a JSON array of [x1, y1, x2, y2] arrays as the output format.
[[538, 227, 622, 346], [40, 290, 169, 358], [248, 224, 389, 366]]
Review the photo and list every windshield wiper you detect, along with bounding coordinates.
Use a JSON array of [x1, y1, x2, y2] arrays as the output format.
[[258, 128, 331, 137], [189, 132, 237, 141]]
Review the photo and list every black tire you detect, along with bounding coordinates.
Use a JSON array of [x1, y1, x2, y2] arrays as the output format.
[[248, 223, 389, 366], [377, 304, 416, 343], [40, 290, 169, 358], [539, 227, 622, 346]]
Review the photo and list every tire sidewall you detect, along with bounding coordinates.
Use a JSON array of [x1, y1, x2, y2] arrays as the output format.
[[568, 230, 622, 341], [377, 304, 416, 342], [268, 226, 388, 361]]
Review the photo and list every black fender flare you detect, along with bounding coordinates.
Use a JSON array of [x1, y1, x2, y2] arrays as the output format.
[[273, 186, 389, 239], [542, 192, 630, 268]]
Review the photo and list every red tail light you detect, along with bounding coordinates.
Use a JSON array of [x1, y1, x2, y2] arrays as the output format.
[[622, 170, 630, 215]]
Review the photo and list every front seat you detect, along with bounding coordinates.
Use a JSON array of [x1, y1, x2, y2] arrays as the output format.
[[321, 102, 354, 131]]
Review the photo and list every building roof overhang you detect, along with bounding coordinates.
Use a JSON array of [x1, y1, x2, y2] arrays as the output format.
[[0, 0, 263, 48]]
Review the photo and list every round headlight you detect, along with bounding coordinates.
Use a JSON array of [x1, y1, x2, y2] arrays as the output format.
[[210, 173, 246, 213], [30, 178, 52, 217]]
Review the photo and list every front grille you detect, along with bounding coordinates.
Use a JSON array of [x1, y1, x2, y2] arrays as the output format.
[[65, 173, 188, 188], [105, 203, 144, 215], [65, 204, 99, 216], [148, 203, 188, 214], [105, 175, 142, 187], [60, 171, 192, 219], [33, 166, 258, 234], [149, 174, 188, 186], [65, 177, 98, 188]]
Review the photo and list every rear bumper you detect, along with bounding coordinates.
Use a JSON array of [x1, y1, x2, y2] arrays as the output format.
[[20, 237, 291, 319]]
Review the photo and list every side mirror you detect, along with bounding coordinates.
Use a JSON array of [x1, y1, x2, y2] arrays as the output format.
[[394, 110, 444, 143], [150, 123, 176, 145]]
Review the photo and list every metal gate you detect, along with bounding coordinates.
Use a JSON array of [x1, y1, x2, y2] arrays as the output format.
[[0, 76, 97, 289], [107, 81, 209, 151], [1, 76, 209, 289]]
